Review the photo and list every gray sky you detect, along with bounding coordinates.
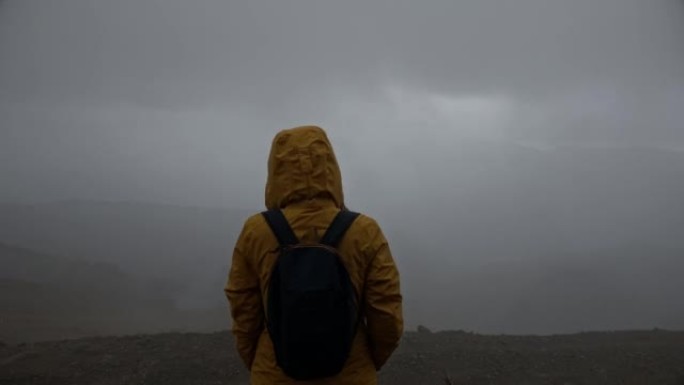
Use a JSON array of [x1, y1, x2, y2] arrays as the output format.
[[2, 0, 684, 334], [1, 0, 684, 210]]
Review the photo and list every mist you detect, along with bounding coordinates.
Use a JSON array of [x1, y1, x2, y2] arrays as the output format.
[[2, 0, 684, 342]]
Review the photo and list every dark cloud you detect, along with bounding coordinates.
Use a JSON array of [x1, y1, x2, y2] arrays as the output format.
[[1, 0, 683, 205]]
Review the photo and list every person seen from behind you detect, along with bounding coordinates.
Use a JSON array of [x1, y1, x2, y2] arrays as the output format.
[[225, 125, 403, 384]]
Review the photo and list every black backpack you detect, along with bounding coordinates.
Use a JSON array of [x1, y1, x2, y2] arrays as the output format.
[[262, 209, 360, 380]]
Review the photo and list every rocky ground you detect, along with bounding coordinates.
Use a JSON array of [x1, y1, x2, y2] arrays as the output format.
[[1, 330, 684, 385]]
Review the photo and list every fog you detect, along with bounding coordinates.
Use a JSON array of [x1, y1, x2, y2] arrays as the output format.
[[1, 0, 684, 340]]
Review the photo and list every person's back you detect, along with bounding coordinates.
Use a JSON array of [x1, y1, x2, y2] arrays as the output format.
[[225, 125, 403, 384]]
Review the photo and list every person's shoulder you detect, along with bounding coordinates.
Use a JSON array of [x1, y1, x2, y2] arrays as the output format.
[[345, 211, 389, 257], [348, 210, 384, 238], [352, 211, 380, 228], [239, 211, 270, 238], [244, 211, 266, 226]]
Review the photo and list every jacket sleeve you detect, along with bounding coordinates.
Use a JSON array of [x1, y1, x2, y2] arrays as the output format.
[[224, 223, 264, 369], [363, 224, 403, 370]]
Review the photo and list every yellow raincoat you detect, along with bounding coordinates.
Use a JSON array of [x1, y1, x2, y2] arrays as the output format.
[[225, 126, 403, 384]]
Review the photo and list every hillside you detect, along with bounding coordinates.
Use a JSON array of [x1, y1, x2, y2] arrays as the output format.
[[1, 330, 684, 385], [0, 201, 251, 309], [0, 243, 227, 343]]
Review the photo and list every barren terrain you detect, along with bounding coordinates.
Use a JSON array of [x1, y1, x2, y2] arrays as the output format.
[[2, 330, 684, 385]]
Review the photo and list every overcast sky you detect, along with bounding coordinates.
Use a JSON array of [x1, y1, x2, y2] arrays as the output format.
[[2, 0, 684, 334], [1, 0, 684, 210]]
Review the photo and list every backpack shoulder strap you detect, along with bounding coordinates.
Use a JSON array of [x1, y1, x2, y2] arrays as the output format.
[[261, 210, 299, 246], [320, 210, 360, 248]]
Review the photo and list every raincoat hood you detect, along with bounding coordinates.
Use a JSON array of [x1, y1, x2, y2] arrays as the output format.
[[265, 126, 344, 210]]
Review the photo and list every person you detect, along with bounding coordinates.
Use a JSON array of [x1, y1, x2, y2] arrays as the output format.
[[225, 125, 403, 384]]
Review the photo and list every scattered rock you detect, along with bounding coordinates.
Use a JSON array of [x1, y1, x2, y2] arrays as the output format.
[[1, 331, 683, 385]]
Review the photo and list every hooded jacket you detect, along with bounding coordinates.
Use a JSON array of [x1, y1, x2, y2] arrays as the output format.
[[225, 126, 403, 384]]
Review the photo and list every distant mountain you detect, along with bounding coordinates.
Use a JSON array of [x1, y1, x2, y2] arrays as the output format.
[[0, 243, 229, 343], [378, 145, 684, 333], [0, 242, 175, 303], [0, 201, 252, 308], [401, 246, 684, 334]]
